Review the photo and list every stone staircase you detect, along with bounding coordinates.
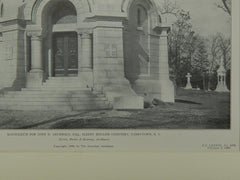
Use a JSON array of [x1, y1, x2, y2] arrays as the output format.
[[0, 77, 112, 111]]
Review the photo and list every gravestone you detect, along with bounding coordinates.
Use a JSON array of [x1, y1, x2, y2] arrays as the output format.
[[185, 73, 192, 89]]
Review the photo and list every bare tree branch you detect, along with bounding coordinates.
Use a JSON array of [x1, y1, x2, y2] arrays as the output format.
[[159, 0, 179, 16], [216, 0, 231, 15]]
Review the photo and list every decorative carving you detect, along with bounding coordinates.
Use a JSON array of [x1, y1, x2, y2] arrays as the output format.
[[26, 25, 43, 39], [104, 43, 118, 58]]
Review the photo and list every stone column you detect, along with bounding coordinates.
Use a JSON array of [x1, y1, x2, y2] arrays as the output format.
[[157, 26, 174, 102], [77, 30, 93, 88], [77, 32, 82, 74], [159, 28, 170, 79], [26, 28, 44, 88], [81, 32, 93, 72], [30, 35, 43, 72]]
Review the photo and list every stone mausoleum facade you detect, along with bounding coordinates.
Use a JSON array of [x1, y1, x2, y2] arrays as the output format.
[[0, 0, 174, 111]]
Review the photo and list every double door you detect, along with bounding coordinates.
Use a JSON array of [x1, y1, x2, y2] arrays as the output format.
[[53, 32, 78, 76]]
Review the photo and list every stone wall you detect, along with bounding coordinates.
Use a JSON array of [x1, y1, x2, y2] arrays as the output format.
[[93, 26, 126, 88], [123, 0, 175, 103], [0, 27, 26, 90], [93, 25, 144, 109]]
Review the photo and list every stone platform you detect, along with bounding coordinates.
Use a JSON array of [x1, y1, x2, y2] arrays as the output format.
[[0, 77, 112, 111]]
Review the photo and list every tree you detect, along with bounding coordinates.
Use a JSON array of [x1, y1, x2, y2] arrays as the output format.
[[206, 35, 222, 90], [206, 33, 231, 90], [191, 36, 209, 90], [216, 34, 231, 70], [168, 9, 195, 87], [217, 0, 231, 15]]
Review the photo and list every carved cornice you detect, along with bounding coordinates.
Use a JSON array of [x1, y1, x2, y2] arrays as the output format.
[[153, 26, 170, 36]]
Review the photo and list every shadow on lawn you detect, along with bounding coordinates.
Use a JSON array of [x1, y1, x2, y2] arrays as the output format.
[[17, 112, 90, 129], [175, 99, 202, 105]]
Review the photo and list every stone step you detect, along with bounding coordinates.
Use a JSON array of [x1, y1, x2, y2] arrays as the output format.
[[44, 81, 83, 84], [43, 81, 87, 85], [0, 100, 110, 106], [3, 93, 105, 98], [21, 87, 89, 91], [0, 77, 112, 111], [48, 76, 81, 81], [0, 104, 111, 111], [6, 89, 96, 94], [5, 90, 103, 96], [0, 96, 107, 101], [45, 78, 85, 84], [41, 84, 89, 89]]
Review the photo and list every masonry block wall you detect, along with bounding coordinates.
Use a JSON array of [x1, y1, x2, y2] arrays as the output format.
[[93, 27, 127, 88], [123, 0, 174, 103], [0, 27, 25, 90]]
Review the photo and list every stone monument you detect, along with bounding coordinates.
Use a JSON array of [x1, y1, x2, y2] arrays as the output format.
[[215, 58, 229, 92], [185, 73, 192, 89], [0, 0, 175, 111]]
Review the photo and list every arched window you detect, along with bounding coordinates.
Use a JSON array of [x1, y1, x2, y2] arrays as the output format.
[[136, 5, 148, 28], [158, 15, 162, 23], [137, 8, 141, 26], [0, 4, 3, 17]]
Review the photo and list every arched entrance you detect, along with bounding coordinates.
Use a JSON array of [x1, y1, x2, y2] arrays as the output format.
[[42, 0, 78, 77], [26, 0, 94, 88]]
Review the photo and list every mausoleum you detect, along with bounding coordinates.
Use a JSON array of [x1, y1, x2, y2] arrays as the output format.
[[0, 0, 174, 111]]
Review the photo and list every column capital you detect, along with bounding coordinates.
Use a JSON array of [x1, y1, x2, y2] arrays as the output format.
[[81, 32, 92, 39], [77, 28, 93, 35], [26, 25, 46, 39]]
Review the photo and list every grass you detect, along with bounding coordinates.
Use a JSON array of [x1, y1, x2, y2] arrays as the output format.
[[0, 88, 230, 129]]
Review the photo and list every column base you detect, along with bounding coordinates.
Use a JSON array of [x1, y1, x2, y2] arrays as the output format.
[[78, 71, 93, 88], [132, 78, 175, 103], [26, 70, 43, 88]]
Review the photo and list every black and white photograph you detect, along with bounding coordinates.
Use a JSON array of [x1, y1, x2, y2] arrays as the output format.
[[0, 0, 238, 151]]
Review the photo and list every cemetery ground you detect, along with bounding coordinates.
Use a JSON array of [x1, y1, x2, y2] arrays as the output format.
[[0, 88, 230, 129]]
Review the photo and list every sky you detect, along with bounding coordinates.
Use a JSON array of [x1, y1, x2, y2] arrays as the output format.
[[171, 0, 231, 37]]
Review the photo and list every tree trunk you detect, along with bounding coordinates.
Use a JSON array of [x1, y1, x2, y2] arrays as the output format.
[[202, 73, 206, 91], [208, 75, 211, 91]]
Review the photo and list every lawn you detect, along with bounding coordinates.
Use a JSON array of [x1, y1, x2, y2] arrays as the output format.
[[0, 88, 230, 129]]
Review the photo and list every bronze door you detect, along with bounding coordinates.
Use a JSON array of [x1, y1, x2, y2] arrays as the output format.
[[53, 32, 78, 76]]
